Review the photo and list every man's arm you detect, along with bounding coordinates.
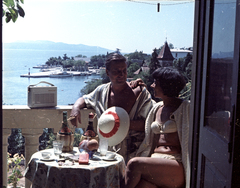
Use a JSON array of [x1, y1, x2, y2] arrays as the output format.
[[129, 78, 146, 89], [70, 97, 87, 127]]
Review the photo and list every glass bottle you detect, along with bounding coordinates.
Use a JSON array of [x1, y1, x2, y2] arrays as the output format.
[[79, 112, 99, 159], [59, 111, 72, 135], [83, 112, 97, 138]]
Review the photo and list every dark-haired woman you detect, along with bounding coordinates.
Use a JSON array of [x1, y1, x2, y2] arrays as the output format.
[[124, 67, 190, 188]]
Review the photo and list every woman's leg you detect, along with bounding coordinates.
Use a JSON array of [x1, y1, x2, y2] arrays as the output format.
[[124, 157, 184, 188]]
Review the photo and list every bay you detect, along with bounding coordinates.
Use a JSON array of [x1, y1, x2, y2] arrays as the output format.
[[3, 49, 101, 105]]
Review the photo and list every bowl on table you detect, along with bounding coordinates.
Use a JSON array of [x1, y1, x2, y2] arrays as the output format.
[[41, 152, 52, 159]]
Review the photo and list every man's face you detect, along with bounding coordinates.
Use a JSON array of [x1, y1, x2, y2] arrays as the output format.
[[106, 61, 127, 86]]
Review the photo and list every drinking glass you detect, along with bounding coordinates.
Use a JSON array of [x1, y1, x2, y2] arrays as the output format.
[[99, 138, 108, 156], [53, 140, 63, 159]]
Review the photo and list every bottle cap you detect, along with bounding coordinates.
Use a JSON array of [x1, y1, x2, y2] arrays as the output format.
[[89, 112, 94, 119]]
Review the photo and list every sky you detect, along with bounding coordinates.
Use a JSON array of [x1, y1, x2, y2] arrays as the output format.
[[2, 0, 195, 54]]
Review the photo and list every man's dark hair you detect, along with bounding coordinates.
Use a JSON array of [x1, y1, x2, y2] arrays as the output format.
[[105, 52, 126, 70], [152, 67, 186, 97]]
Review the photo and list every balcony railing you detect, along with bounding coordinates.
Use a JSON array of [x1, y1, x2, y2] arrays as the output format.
[[2, 105, 96, 188]]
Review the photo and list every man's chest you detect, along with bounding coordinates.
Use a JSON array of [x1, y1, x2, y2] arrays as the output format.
[[108, 91, 137, 113]]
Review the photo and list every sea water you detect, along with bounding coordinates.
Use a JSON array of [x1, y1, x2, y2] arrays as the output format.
[[3, 49, 101, 105]]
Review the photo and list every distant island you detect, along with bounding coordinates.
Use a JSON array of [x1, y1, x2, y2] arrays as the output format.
[[3, 40, 115, 58]]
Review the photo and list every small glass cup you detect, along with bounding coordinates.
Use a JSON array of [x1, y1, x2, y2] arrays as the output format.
[[99, 138, 108, 156], [53, 140, 63, 159]]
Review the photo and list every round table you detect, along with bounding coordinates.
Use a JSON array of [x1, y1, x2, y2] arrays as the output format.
[[24, 147, 126, 188]]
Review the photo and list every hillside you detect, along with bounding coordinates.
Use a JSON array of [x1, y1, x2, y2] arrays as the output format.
[[3, 40, 114, 57]]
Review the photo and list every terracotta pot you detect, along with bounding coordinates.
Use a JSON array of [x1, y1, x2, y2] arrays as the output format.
[[56, 132, 74, 152]]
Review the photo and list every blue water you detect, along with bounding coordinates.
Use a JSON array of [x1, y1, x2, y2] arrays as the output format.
[[3, 49, 101, 105]]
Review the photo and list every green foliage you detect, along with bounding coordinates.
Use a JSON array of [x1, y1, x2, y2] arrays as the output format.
[[74, 60, 86, 71], [46, 132, 56, 149], [89, 54, 106, 68], [45, 57, 63, 66], [127, 62, 140, 78], [173, 52, 192, 81], [149, 48, 160, 75], [7, 153, 25, 188], [80, 69, 111, 96], [40, 128, 56, 150], [2, 0, 25, 23], [173, 53, 193, 100], [179, 81, 191, 100], [168, 43, 174, 49], [101, 71, 110, 84], [81, 79, 103, 96], [76, 54, 87, 58], [45, 54, 87, 71], [125, 50, 150, 61], [63, 53, 70, 60], [62, 59, 75, 68], [8, 129, 24, 156], [73, 129, 83, 147]]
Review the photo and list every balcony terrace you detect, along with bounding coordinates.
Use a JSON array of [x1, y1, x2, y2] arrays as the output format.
[[2, 105, 96, 188]]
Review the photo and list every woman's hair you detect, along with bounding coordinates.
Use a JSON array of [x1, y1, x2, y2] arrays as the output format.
[[105, 52, 126, 70], [152, 67, 186, 97]]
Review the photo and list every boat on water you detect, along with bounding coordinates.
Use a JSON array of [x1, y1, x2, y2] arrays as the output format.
[[49, 71, 73, 78]]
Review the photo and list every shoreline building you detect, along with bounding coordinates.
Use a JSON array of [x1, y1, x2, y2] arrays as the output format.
[[170, 48, 193, 60]]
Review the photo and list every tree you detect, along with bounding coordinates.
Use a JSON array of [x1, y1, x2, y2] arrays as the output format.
[[173, 53, 192, 81], [39, 128, 55, 150], [2, 0, 25, 23], [149, 48, 160, 75], [80, 79, 103, 96], [63, 54, 70, 60], [8, 129, 25, 156], [125, 50, 151, 62], [168, 43, 174, 49], [75, 60, 86, 71], [127, 62, 140, 78], [89, 54, 106, 68]]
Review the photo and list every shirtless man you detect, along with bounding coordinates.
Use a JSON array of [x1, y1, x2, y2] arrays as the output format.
[[70, 52, 154, 162]]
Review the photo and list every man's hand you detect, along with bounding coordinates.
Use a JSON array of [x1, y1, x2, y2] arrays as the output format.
[[69, 108, 81, 127], [69, 97, 87, 127], [68, 116, 79, 127], [130, 78, 147, 89]]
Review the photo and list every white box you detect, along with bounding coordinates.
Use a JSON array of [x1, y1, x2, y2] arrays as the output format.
[[28, 81, 57, 108]]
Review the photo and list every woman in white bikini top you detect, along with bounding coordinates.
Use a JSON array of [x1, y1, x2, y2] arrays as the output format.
[[151, 119, 177, 134], [124, 67, 188, 188]]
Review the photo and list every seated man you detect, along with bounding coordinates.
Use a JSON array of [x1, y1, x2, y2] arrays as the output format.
[[70, 52, 154, 162]]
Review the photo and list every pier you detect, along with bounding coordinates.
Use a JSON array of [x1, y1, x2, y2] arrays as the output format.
[[20, 71, 91, 78]]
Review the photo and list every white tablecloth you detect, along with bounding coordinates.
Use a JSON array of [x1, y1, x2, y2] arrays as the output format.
[[24, 147, 126, 188]]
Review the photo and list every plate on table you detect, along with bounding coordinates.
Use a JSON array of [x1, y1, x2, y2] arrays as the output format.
[[102, 157, 117, 161], [40, 157, 56, 162], [68, 154, 80, 162]]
